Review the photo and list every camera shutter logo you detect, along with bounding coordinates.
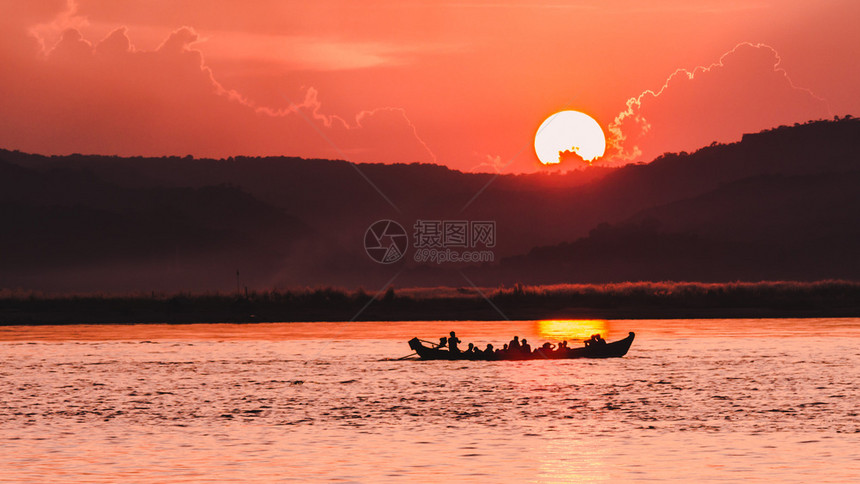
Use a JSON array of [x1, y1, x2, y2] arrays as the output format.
[[364, 220, 408, 264]]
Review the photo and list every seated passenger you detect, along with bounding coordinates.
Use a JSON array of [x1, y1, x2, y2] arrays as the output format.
[[438, 336, 448, 349], [521, 338, 531, 353], [537, 342, 554, 355], [585, 334, 606, 347], [509, 336, 521, 350]]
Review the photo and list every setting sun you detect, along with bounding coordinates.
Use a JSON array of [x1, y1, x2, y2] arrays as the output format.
[[535, 110, 606, 165]]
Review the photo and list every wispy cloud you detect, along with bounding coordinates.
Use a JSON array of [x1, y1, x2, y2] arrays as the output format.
[[172, 29, 457, 72], [4, 6, 439, 165]]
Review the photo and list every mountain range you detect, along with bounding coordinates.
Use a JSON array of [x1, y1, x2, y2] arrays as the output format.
[[1, 117, 857, 292]]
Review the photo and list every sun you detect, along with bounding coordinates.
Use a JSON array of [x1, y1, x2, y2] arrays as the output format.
[[534, 110, 606, 165]]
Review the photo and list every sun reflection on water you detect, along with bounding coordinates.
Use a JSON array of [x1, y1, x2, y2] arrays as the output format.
[[535, 320, 609, 341]]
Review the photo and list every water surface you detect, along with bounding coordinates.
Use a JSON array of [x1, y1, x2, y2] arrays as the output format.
[[1, 319, 858, 482]]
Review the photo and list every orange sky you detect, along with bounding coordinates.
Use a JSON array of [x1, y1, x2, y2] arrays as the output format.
[[0, 0, 857, 173]]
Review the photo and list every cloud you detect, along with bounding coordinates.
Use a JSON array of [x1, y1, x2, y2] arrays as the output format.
[[26, 0, 91, 55], [605, 42, 832, 165], [94, 26, 131, 56], [0, 5, 436, 165], [157, 26, 201, 53], [48, 27, 93, 60], [199, 31, 431, 71], [470, 154, 507, 173]]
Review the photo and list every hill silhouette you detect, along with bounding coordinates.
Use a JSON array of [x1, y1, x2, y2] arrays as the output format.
[[485, 119, 860, 284], [0, 160, 312, 291], [0, 117, 857, 291]]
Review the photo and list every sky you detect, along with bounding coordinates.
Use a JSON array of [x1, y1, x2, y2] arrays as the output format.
[[0, 0, 857, 173]]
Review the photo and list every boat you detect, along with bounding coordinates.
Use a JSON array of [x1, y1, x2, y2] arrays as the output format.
[[407, 332, 635, 361]]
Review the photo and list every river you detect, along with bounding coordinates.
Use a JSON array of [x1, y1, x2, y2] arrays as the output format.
[[1, 318, 858, 482]]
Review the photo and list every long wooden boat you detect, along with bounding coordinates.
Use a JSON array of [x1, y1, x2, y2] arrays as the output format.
[[408, 332, 635, 361]]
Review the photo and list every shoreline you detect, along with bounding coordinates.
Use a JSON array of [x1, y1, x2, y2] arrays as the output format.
[[3, 280, 858, 325], [2, 303, 858, 326]]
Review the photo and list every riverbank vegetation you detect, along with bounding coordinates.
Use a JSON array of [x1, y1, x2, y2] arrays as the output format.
[[1, 280, 858, 325]]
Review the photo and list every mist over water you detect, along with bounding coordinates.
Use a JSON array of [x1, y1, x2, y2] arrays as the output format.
[[1, 319, 858, 482]]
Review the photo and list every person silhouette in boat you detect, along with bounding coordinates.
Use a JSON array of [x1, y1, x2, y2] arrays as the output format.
[[521, 338, 531, 353], [484, 343, 494, 356], [584, 334, 605, 347], [438, 336, 448, 350], [509, 336, 521, 350], [466, 342, 475, 354], [448, 331, 461, 353]]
